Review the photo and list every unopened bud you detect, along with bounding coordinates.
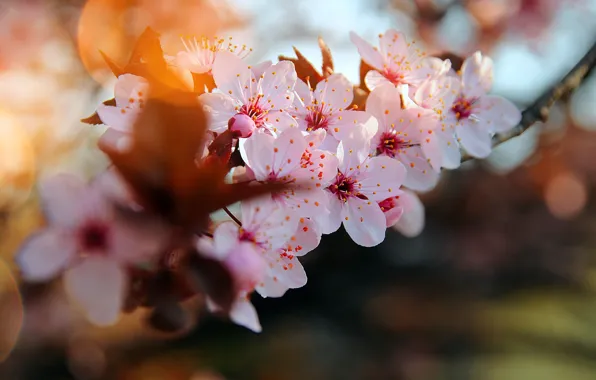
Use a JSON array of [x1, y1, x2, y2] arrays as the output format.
[[228, 113, 256, 138]]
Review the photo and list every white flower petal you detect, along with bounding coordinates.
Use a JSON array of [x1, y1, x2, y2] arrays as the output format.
[[349, 31, 384, 69], [212, 51, 252, 103], [230, 297, 262, 333], [64, 257, 125, 326], [16, 229, 76, 282], [461, 51, 493, 99], [343, 197, 387, 247], [39, 173, 88, 228], [393, 190, 425, 237], [96, 105, 139, 132], [240, 130, 275, 180], [456, 120, 492, 158], [314, 73, 353, 110], [199, 92, 237, 134], [364, 70, 392, 92], [357, 156, 406, 201], [477, 95, 521, 133]]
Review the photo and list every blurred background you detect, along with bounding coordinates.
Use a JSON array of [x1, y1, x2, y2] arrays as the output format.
[[1, 0, 596, 379]]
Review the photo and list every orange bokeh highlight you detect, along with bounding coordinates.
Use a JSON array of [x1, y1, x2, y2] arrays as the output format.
[[0, 110, 36, 210], [0, 259, 24, 363], [77, 0, 244, 84]]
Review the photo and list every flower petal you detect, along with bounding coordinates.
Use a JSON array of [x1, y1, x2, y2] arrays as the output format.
[[230, 296, 262, 333], [256, 275, 289, 298], [456, 120, 492, 158], [317, 192, 343, 234], [364, 70, 392, 92], [213, 222, 241, 258], [349, 31, 384, 69], [393, 190, 425, 237], [343, 197, 387, 247], [212, 51, 252, 103], [314, 73, 353, 111], [113, 74, 149, 107], [477, 95, 521, 133], [461, 51, 493, 99], [96, 105, 139, 132], [39, 173, 88, 228], [266, 111, 298, 135], [357, 155, 406, 201], [240, 130, 275, 180], [272, 128, 307, 178], [259, 60, 297, 110], [64, 257, 125, 326], [398, 148, 440, 192], [16, 229, 76, 282], [199, 92, 238, 134]]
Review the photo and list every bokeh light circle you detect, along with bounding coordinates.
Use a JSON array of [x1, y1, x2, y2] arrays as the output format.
[[0, 258, 24, 363]]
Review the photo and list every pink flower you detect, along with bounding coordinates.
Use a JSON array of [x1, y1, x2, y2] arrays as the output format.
[[349, 29, 437, 92], [175, 36, 252, 74], [320, 129, 407, 247], [445, 52, 522, 158], [200, 198, 300, 332], [16, 173, 169, 326], [96, 74, 149, 133], [292, 74, 378, 151], [199, 51, 298, 136], [240, 128, 338, 220], [366, 85, 440, 191], [257, 217, 321, 298], [410, 75, 463, 169]]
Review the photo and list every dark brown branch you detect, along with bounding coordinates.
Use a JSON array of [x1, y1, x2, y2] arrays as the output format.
[[463, 39, 596, 162]]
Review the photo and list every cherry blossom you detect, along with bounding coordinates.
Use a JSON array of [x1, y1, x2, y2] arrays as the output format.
[[16, 173, 169, 325], [366, 85, 440, 191], [443, 52, 522, 158], [320, 129, 407, 247], [240, 128, 338, 220], [409, 75, 463, 169], [349, 29, 437, 92], [96, 74, 149, 133], [175, 36, 252, 74], [292, 74, 378, 151], [199, 51, 298, 136], [257, 217, 321, 298], [198, 197, 299, 331]]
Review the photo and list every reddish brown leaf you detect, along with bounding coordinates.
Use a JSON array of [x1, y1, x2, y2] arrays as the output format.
[[192, 72, 217, 95], [434, 52, 464, 72], [99, 50, 124, 77], [359, 59, 374, 92], [187, 251, 235, 313], [279, 46, 323, 85], [80, 98, 116, 125], [318, 37, 334, 76]]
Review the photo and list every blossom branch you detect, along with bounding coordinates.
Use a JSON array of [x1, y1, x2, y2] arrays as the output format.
[[465, 39, 596, 161]]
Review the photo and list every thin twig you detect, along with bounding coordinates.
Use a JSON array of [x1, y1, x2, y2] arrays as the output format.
[[463, 39, 596, 162], [223, 206, 242, 226]]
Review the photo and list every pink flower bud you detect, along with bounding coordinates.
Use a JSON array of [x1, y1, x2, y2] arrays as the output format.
[[228, 113, 256, 138]]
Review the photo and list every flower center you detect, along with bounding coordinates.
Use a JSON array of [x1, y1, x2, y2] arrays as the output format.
[[376, 132, 414, 157], [305, 106, 330, 131], [452, 96, 476, 120], [239, 94, 268, 128], [329, 173, 366, 202], [378, 196, 399, 212], [382, 68, 406, 86], [79, 222, 109, 253]]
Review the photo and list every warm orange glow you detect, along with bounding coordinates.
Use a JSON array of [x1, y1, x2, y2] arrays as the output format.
[[0, 259, 24, 363], [0, 110, 36, 210], [545, 171, 587, 220], [77, 0, 243, 85]]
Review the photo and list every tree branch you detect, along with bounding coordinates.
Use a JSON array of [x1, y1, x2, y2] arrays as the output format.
[[463, 39, 596, 162]]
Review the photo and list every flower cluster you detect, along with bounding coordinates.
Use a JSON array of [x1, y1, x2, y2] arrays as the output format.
[[16, 28, 521, 332]]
